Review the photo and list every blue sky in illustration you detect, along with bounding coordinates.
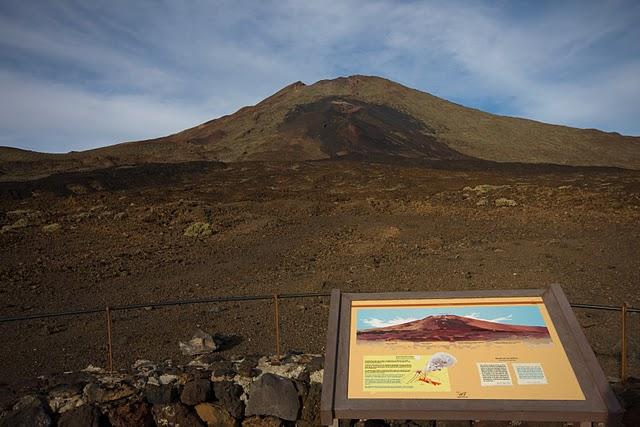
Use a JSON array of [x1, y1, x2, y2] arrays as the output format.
[[356, 305, 546, 330], [1, 0, 639, 153]]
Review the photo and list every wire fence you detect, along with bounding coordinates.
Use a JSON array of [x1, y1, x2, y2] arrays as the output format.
[[0, 292, 333, 323], [0, 292, 637, 381]]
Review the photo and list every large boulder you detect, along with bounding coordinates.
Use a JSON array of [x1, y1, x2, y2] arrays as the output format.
[[245, 374, 300, 421], [83, 382, 136, 404], [145, 383, 178, 405], [57, 404, 103, 427], [46, 383, 84, 414], [108, 402, 154, 427], [152, 403, 205, 427], [180, 379, 213, 406], [194, 402, 238, 427], [0, 395, 52, 427], [212, 381, 245, 419]]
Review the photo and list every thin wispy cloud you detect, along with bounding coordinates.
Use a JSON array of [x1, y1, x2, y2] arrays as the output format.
[[362, 317, 419, 329], [1, 0, 638, 152], [464, 313, 514, 324]]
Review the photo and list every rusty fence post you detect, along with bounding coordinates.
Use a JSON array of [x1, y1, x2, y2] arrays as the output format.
[[274, 294, 281, 359], [621, 303, 628, 382], [105, 305, 114, 373]]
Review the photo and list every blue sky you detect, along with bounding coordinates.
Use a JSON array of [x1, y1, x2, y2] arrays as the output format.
[[356, 305, 546, 330], [1, 1, 639, 153]]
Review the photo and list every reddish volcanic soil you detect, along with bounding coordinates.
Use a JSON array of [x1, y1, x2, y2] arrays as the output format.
[[356, 314, 551, 342], [0, 159, 639, 385]]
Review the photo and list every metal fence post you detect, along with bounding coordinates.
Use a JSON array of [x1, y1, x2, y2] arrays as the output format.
[[621, 303, 628, 382], [105, 305, 114, 373], [274, 294, 281, 358]]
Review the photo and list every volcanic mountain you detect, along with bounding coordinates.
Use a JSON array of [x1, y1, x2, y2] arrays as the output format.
[[2, 75, 640, 180], [356, 314, 551, 342]]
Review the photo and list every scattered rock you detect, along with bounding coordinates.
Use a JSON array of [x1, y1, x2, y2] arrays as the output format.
[[108, 402, 154, 427], [70, 212, 91, 222], [306, 356, 324, 374], [310, 369, 323, 384], [145, 383, 177, 405], [241, 416, 283, 427], [236, 359, 259, 378], [82, 365, 105, 374], [66, 184, 88, 195], [57, 404, 103, 427], [152, 403, 205, 427], [211, 360, 237, 379], [46, 383, 84, 413], [494, 198, 518, 207], [113, 212, 127, 220], [43, 323, 68, 335], [133, 359, 157, 375], [213, 381, 245, 419], [83, 382, 136, 403], [184, 222, 213, 237], [88, 180, 104, 191], [41, 223, 61, 233], [159, 374, 179, 385], [195, 402, 238, 427], [180, 379, 212, 406], [253, 356, 305, 380], [354, 420, 389, 427], [245, 374, 300, 421], [475, 198, 488, 206], [180, 329, 220, 356], [0, 395, 52, 427]]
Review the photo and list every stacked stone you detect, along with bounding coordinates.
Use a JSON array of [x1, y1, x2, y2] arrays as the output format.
[[0, 353, 324, 427]]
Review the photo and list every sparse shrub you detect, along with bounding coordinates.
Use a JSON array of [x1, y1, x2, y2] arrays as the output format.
[[494, 198, 518, 207], [184, 222, 213, 237], [42, 223, 61, 233], [1, 218, 29, 233]]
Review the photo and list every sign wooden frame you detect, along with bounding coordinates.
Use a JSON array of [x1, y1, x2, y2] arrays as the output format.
[[321, 284, 623, 425]]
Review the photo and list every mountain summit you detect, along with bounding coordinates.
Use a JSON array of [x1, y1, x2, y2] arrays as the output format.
[[2, 75, 640, 180]]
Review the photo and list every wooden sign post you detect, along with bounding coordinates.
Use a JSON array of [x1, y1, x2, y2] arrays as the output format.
[[321, 284, 622, 426]]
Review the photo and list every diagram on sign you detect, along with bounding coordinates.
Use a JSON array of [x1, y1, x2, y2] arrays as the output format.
[[406, 352, 457, 386]]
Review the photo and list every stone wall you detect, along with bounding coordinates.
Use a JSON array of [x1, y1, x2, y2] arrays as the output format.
[[0, 353, 323, 427], [1, 352, 639, 426]]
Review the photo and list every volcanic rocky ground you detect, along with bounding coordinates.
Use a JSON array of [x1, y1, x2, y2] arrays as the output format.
[[1, 159, 639, 386]]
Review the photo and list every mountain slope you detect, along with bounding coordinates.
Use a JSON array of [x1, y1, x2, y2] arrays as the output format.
[[2, 75, 640, 180]]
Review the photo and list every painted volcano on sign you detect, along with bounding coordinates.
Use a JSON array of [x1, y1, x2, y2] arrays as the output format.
[[356, 314, 551, 342]]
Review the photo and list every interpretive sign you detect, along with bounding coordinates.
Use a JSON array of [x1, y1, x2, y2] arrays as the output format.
[[321, 285, 622, 425]]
